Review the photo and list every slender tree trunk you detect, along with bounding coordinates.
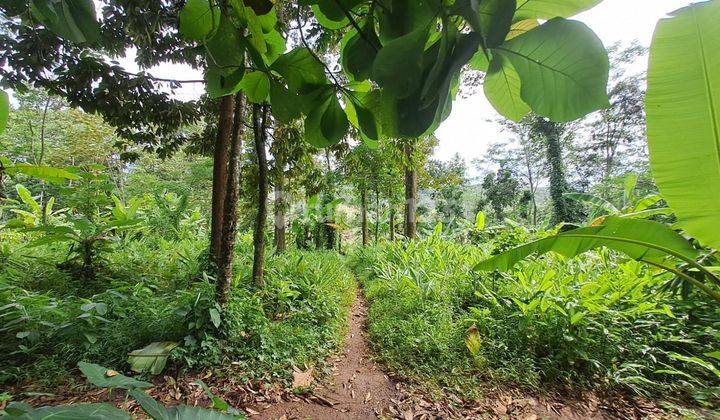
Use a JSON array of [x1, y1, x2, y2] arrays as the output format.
[[274, 175, 286, 253], [216, 93, 244, 305], [252, 104, 269, 287], [374, 189, 380, 244], [210, 95, 235, 265], [389, 208, 395, 241], [403, 141, 417, 239], [360, 187, 369, 246]]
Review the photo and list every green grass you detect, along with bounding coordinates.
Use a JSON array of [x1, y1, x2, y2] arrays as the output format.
[[350, 237, 720, 406]]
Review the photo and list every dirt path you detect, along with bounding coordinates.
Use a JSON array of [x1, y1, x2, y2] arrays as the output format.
[[253, 292, 398, 420]]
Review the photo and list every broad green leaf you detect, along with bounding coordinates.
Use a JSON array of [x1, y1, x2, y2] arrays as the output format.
[[632, 194, 663, 213], [623, 172, 638, 205], [256, 6, 277, 32], [494, 18, 610, 122], [128, 390, 169, 420], [263, 29, 285, 64], [341, 23, 380, 81], [5, 164, 81, 183], [484, 55, 530, 122], [205, 15, 245, 74], [304, 89, 348, 147], [205, 67, 245, 99], [468, 49, 491, 72], [514, 0, 603, 20], [311, 4, 348, 30], [16, 185, 41, 214], [376, 0, 439, 44], [506, 19, 539, 40], [178, 0, 220, 41], [478, 0, 517, 47], [420, 25, 457, 104], [269, 81, 302, 123], [238, 71, 270, 103], [241, 6, 267, 55], [0, 90, 8, 134], [272, 48, 327, 91], [474, 216, 699, 272], [621, 207, 673, 220], [646, 0, 720, 250], [30, 0, 100, 44], [165, 405, 239, 420], [372, 28, 428, 98], [127, 342, 179, 375], [344, 92, 379, 140], [320, 94, 349, 143], [3, 403, 130, 419], [78, 362, 153, 389]]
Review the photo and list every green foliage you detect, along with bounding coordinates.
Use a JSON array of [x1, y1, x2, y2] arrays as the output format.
[[77, 361, 152, 389], [3, 402, 130, 419], [646, 0, 720, 251], [351, 238, 720, 403], [475, 216, 720, 302], [179, 0, 220, 41], [0, 90, 8, 134], [29, 0, 101, 44]]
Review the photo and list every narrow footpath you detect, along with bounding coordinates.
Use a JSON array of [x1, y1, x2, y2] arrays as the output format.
[[254, 292, 399, 419]]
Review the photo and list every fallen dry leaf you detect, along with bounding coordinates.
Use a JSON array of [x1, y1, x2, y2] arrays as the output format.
[[292, 366, 314, 388]]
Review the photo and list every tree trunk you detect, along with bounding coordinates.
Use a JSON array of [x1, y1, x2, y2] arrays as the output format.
[[216, 93, 244, 305], [252, 104, 269, 287], [403, 142, 417, 239], [389, 208, 395, 241], [273, 176, 286, 253], [374, 189, 380, 244], [210, 95, 235, 265], [360, 187, 369, 246], [538, 118, 576, 225]]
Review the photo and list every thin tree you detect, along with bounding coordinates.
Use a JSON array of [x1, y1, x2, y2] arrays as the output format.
[[216, 92, 245, 304], [252, 104, 269, 287]]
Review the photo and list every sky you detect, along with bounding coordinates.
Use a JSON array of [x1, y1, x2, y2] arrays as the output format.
[[119, 0, 693, 175]]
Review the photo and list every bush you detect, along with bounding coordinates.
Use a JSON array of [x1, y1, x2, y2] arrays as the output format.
[[350, 237, 720, 405], [1, 226, 356, 389]]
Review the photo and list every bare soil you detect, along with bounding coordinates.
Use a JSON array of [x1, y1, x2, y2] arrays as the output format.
[[252, 292, 399, 419]]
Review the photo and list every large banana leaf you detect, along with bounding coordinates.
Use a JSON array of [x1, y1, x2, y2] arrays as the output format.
[[2, 402, 130, 419], [475, 216, 720, 300], [646, 1, 720, 250], [475, 216, 698, 272]]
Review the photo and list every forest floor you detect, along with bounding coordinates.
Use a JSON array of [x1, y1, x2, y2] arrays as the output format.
[[246, 291, 674, 420], [8, 289, 703, 419]]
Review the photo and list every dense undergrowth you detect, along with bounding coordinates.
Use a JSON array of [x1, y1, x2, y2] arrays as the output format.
[[350, 235, 720, 408], [0, 227, 355, 389]]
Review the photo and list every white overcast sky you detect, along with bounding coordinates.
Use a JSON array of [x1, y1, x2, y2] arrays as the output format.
[[118, 0, 693, 175]]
